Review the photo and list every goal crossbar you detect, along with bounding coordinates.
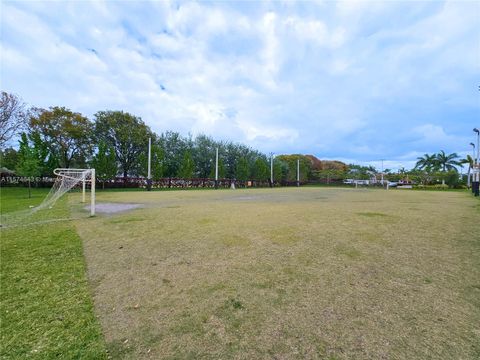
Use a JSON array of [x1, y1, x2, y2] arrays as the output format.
[[54, 168, 94, 180]]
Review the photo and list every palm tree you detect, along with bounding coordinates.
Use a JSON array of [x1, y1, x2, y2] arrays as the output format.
[[436, 150, 461, 185], [415, 153, 438, 172], [436, 150, 461, 172], [460, 155, 474, 188]]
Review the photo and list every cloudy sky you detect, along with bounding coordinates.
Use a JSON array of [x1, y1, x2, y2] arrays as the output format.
[[1, 0, 479, 169]]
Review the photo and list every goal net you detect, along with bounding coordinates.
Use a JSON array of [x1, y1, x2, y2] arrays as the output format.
[[1, 168, 96, 228], [34, 168, 96, 216]]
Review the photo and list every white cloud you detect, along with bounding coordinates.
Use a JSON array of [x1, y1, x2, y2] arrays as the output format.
[[1, 0, 478, 167], [237, 120, 299, 143], [260, 12, 280, 87], [413, 124, 449, 142]]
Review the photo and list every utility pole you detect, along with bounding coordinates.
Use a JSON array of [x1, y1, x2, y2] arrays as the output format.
[[380, 159, 385, 187], [474, 128, 480, 196], [296, 158, 300, 187], [147, 137, 152, 191], [215, 147, 219, 189], [270, 152, 274, 188], [469, 142, 475, 189]]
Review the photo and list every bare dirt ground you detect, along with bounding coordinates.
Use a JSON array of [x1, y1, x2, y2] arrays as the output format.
[[74, 188, 480, 359], [85, 203, 142, 214]]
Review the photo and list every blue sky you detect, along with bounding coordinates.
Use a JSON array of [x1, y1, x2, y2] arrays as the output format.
[[1, 0, 479, 170]]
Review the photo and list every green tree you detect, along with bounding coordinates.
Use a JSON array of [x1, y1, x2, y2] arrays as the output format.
[[316, 169, 344, 184], [94, 111, 152, 177], [223, 142, 243, 179], [0, 147, 18, 171], [435, 150, 460, 185], [235, 157, 249, 181], [460, 155, 474, 188], [276, 155, 312, 182], [193, 135, 216, 178], [272, 158, 288, 183], [29, 131, 59, 176], [179, 150, 194, 179], [91, 141, 118, 189], [158, 131, 189, 177], [235, 157, 249, 182], [347, 164, 375, 181], [138, 141, 165, 180], [29, 107, 93, 168], [435, 150, 460, 172], [444, 169, 461, 188], [251, 157, 269, 181], [209, 157, 226, 179], [415, 153, 439, 172], [409, 169, 433, 186], [223, 142, 261, 180], [15, 133, 41, 198]]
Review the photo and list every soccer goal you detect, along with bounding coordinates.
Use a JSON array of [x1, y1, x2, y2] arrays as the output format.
[[35, 168, 96, 216]]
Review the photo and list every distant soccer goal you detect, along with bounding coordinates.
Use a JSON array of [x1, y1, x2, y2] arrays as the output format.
[[35, 168, 96, 216]]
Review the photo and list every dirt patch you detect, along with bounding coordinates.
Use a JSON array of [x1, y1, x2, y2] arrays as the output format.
[[87, 203, 142, 214], [76, 189, 480, 359]]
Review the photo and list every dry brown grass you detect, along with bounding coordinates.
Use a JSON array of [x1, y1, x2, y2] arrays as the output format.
[[74, 188, 480, 359]]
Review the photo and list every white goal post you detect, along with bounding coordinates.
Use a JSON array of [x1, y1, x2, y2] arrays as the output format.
[[35, 168, 96, 216], [55, 168, 96, 216]]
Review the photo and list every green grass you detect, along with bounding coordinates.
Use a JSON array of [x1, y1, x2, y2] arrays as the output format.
[[1, 186, 479, 359], [75, 187, 480, 359], [0, 186, 51, 213], [0, 187, 107, 359]]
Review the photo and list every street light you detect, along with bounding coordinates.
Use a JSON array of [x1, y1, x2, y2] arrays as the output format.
[[469, 142, 475, 189], [380, 159, 385, 186], [270, 152, 274, 188], [473, 128, 480, 196], [474, 128, 480, 163], [147, 137, 152, 191], [215, 147, 219, 189]]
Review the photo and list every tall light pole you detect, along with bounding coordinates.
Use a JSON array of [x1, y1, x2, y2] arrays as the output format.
[[469, 142, 475, 189], [270, 152, 274, 188], [474, 128, 480, 165], [474, 128, 480, 196], [296, 158, 300, 187], [147, 137, 152, 191], [380, 159, 385, 186], [215, 147, 219, 189]]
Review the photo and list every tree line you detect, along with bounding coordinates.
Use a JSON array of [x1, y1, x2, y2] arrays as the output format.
[[413, 151, 473, 187], [1, 92, 318, 184], [0, 91, 471, 189]]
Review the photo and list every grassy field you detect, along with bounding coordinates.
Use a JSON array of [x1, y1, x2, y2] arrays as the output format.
[[69, 187, 479, 359], [0, 187, 107, 359], [1, 186, 479, 359]]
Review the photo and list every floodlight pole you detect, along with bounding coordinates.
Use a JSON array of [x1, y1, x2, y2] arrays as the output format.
[[296, 158, 300, 187], [215, 147, 219, 189], [90, 169, 96, 217], [469, 142, 475, 189], [147, 137, 152, 191], [474, 128, 480, 196], [270, 152, 274, 188], [475, 129, 480, 169], [380, 159, 385, 186]]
